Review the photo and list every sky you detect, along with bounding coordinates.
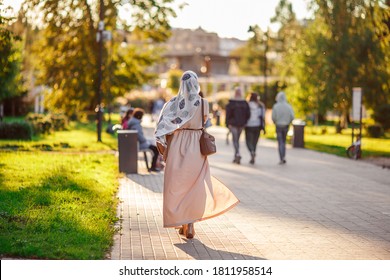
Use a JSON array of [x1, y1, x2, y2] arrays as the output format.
[[3, 0, 310, 40], [170, 0, 310, 39]]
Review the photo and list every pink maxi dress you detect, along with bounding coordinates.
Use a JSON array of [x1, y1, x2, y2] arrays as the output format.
[[163, 99, 239, 227]]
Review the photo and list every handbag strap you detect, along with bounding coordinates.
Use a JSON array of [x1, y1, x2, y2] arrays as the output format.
[[201, 98, 205, 129]]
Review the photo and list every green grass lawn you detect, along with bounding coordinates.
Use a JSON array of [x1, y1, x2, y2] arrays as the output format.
[[0, 119, 120, 259], [264, 125, 390, 158], [0, 121, 118, 152]]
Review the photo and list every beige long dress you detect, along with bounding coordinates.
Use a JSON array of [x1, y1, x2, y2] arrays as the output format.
[[163, 99, 239, 227]]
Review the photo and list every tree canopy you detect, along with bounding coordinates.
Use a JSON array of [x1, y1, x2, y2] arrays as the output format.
[[270, 0, 390, 124], [0, 0, 24, 104], [20, 0, 176, 116]]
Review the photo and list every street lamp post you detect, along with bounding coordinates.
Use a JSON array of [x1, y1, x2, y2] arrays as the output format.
[[263, 29, 269, 109], [96, 0, 104, 142]]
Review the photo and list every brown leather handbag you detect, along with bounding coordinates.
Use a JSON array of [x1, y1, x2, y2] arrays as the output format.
[[199, 99, 216, 156]]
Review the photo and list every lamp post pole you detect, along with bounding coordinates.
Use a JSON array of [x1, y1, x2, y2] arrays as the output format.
[[96, 0, 104, 142], [263, 29, 269, 108]]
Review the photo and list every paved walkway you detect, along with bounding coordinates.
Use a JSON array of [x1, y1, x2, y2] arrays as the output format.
[[110, 119, 390, 260]]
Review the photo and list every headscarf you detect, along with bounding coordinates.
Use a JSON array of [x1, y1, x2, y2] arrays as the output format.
[[155, 70, 201, 146]]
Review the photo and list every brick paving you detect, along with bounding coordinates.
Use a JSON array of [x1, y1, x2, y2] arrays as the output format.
[[110, 121, 390, 260]]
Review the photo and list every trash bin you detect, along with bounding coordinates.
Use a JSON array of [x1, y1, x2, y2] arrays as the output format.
[[118, 130, 138, 173], [292, 120, 306, 148]]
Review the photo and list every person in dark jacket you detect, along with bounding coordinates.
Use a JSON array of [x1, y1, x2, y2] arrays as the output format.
[[225, 87, 250, 164]]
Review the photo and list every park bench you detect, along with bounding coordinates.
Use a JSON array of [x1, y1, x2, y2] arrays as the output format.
[[139, 147, 153, 172]]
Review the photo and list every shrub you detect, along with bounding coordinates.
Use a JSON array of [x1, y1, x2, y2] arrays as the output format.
[[373, 104, 390, 130], [51, 114, 68, 130], [367, 124, 384, 138], [26, 113, 52, 135], [25, 113, 68, 134], [0, 121, 33, 140]]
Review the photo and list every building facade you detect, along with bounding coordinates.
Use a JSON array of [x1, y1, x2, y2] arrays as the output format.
[[159, 27, 246, 77]]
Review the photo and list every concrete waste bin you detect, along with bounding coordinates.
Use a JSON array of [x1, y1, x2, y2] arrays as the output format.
[[292, 120, 306, 148], [118, 130, 138, 173]]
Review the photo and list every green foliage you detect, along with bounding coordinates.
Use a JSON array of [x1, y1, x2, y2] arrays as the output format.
[[0, 121, 33, 140], [367, 124, 384, 138], [22, 0, 176, 116], [233, 25, 272, 76], [167, 69, 183, 93], [51, 114, 68, 130], [288, 0, 390, 122], [25, 113, 68, 135], [271, 0, 303, 79], [373, 103, 390, 130], [0, 1, 24, 103]]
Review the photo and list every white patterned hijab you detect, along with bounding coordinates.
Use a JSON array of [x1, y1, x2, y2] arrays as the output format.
[[155, 70, 201, 146]]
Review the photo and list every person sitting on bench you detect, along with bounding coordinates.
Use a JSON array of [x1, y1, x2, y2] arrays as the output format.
[[127, 108, 160, 172]]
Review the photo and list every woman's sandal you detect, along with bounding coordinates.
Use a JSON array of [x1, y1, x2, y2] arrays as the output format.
[[178, 224, 188, 235]]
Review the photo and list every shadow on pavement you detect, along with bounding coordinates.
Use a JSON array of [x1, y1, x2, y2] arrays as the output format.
[[174, 239, 266, 260], [127, 173, 163, 193]]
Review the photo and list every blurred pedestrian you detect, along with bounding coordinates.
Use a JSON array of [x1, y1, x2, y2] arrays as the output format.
[[225, 87, 250, 164], [272, 91, 294, 164], [152, 96, 164, 123], [127, 108, 160, 172], [155, 70, 239, 239], [245, 93, 266, 164]]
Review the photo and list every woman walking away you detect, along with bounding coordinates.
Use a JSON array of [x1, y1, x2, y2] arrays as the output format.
[[245, 93, 266, 164], [155, 70, 239, 239]]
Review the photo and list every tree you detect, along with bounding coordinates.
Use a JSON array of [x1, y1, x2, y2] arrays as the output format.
[[271, 0, 304, 80], [167, 68, 183, 95], [0, 1, 24, 112], [22, 0, 176, 117], [230, 25, 279, 107], [231, 25, 264, 76], [287, 18, 333, 122], [288, 0, 390, 125], [355, 0, 390, 111]]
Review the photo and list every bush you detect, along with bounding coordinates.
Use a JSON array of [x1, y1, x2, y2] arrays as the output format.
[[367, 124, 384, 138], [26, 113, 52, 134], [0, 121, 33, 140], [25, 113, 69, 134], [373, 104, 390, 130], [51, 114, 68, 130]]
